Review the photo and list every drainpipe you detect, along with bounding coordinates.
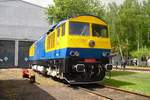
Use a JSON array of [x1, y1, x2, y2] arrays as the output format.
[[14, 40, 19, 67]]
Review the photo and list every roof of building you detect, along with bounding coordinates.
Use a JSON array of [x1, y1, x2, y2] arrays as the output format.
[[0, 0, 46, 8]]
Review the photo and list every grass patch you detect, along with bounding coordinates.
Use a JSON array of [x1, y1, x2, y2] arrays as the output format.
[[100, 70, 150, 96]]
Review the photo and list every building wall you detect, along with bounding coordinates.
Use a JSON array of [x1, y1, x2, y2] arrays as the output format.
[[0, 0, 49, 67], [0, 0, 49, 40]]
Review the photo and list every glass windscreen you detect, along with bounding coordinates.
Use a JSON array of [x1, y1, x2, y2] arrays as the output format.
[[92, 24, 108, 38], [69, 22, 90, 36]]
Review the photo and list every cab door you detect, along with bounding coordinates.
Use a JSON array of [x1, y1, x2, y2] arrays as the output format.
[[55, 28, 61, 58], [55, 23, 66, 58]]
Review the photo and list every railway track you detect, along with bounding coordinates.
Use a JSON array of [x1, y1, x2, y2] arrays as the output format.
[[105, 85, 150, 98], [113, 67, 150, 72], [79, 86, 112, 100], [34, 70, 150, 100], [76, 84, 150, 100]]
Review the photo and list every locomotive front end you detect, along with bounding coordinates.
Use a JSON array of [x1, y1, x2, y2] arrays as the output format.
[[64, 16, 112, 84], [29, 15, 112, 84]]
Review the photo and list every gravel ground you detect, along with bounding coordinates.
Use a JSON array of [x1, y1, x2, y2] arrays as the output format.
[[0, 68, 106, 100]]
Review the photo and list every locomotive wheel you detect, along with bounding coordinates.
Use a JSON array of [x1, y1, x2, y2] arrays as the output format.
[[98, 65, 105, 80], [91, 65, 105, 80], [80, 71, 88, 81], [80, 65, 105, 81], [42, 67, 48, 76]]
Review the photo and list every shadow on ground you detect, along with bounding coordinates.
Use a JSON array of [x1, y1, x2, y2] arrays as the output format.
[[48, 73, 135, 91], [67, 80, 134, 92], [0, 79, 56, 100]]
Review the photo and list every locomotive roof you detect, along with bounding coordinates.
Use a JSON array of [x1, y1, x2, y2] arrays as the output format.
[[70, 14, 106, 23], [47, 15, 106, 34], [47, 20, 67, 33], [33, 15, 107, 46]]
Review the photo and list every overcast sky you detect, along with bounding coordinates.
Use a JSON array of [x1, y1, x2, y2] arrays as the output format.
[[23, 0, 124, 7]]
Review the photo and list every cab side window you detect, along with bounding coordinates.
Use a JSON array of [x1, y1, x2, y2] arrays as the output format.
[[92, 24, 108, 38], [62, 23, 65, 36], [57, 28, 60, 37]]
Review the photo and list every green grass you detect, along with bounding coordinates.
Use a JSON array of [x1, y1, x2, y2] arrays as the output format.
[[100, 70, 150, 96]]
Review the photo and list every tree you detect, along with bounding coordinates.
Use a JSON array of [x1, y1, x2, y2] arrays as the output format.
[[130, 47, 150, 58], [105, 2, 124, 57], [143, 0, 150, 47], [46, 0, 104, 23], [106, 0, 150, 57]]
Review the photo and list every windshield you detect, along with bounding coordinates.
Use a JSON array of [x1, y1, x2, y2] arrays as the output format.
[[92, 24, 108, 38], [69, 22, 90, 36]]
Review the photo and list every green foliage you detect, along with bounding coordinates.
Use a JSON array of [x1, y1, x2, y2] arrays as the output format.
[[46, 0, 104, 23], [130, 47, 150, 58], [106, 0, 150, 57]]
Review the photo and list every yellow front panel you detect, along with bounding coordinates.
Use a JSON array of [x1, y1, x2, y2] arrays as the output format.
[[55, 35, 111, 50], [29, 44, 35, 57], [65, 36, 111, 49]]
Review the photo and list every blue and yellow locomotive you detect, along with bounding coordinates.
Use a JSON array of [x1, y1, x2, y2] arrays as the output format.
[[29, 15, 112, 84]]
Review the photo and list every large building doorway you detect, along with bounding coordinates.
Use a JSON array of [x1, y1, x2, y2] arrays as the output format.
[[18, 41, 33, 67], [0, 40, 15, 67]]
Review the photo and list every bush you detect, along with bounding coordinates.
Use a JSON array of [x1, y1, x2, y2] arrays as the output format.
[[130, 47, 150, 58]]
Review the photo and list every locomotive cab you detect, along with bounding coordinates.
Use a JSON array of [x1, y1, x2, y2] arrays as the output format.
[[67, 21, 110, 49]]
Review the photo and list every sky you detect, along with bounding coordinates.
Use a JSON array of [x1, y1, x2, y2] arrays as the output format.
[[23, 0, 124, 7], [23, 0, 54, 7], [102, 0, 124, 6]]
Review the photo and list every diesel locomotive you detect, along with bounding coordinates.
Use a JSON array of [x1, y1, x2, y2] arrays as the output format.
[[29, 15, 112, 84]]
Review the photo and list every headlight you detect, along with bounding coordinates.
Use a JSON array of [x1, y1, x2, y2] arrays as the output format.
[[75, 51, 79, 56], [73, 64, 85, 72], [70, 51, 79, 57], [102, 52, 109, 57]]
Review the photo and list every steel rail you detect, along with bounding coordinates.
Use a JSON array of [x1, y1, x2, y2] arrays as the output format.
[[105, 85, 150, 98], [79, 87, 113, 100]]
